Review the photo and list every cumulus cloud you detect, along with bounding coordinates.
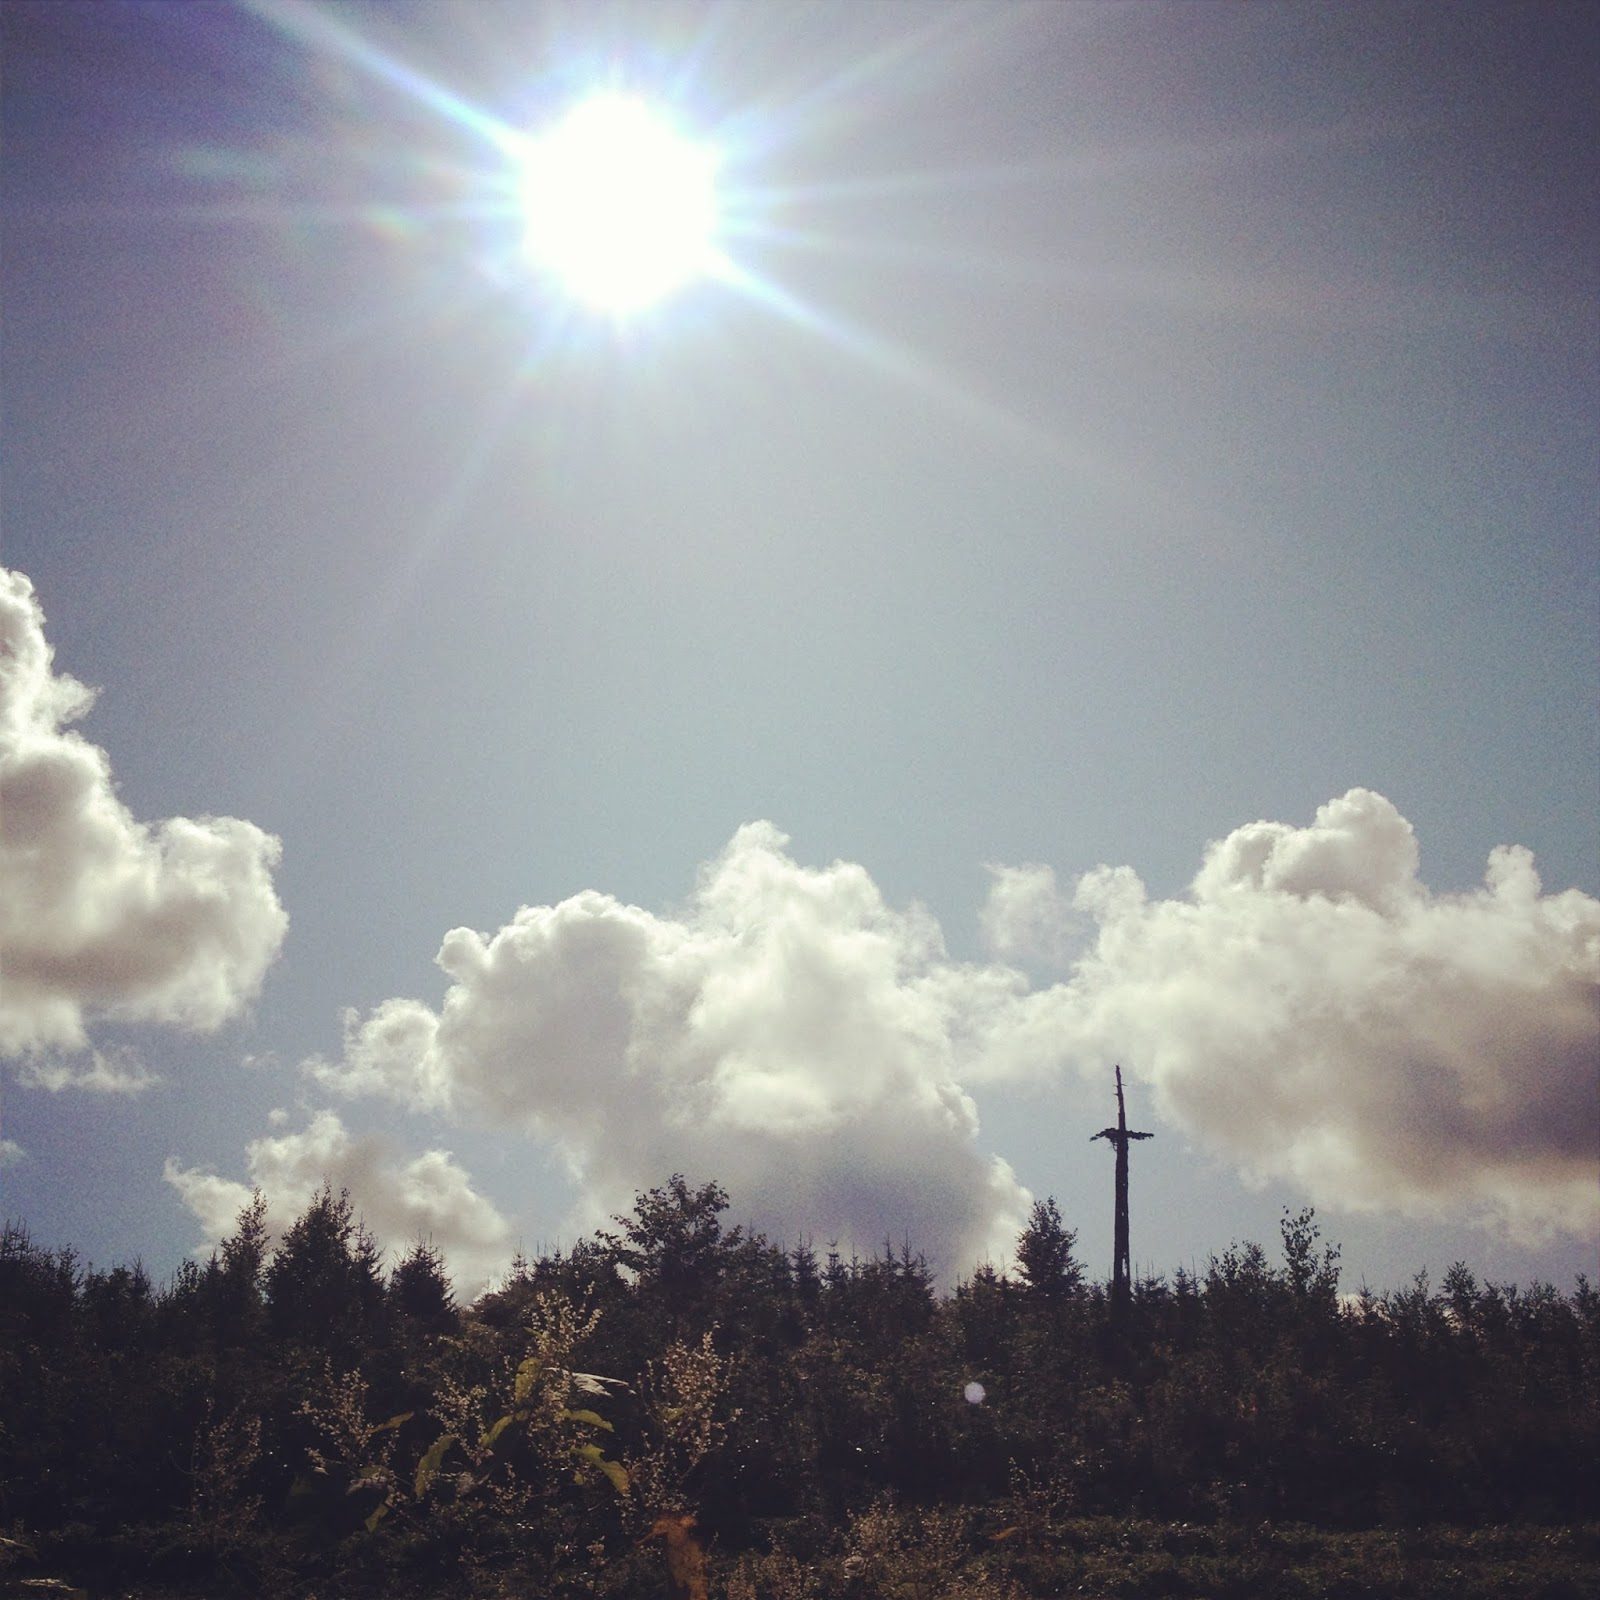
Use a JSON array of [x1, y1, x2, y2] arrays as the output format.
[[0, 568, 288, 1058], [0, 1138, 23, 1168], [992, 789, 1600, 1241], [165, 1109, 514, 1297], [15, 1046, 160, 1095], [308, 822, 1034, 1276], [309, 796, 1596, 1258]]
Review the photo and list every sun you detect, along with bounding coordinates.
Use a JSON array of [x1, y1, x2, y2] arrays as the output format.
[[517, 93, 721, 316]]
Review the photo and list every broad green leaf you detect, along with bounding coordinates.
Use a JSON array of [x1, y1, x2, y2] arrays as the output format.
[[414, 1432, 456, 1498], [558, 1406, 612, 1431], [365, 1500, 391, 1533], [372, 1411, 413, 1434], [575, 1441, 630, 1495], [481, 1412, 517, 1450], [513, 1355, 542, 1403]]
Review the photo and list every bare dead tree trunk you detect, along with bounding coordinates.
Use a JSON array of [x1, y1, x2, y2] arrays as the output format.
[[1091, 1064, 1152, 1324]]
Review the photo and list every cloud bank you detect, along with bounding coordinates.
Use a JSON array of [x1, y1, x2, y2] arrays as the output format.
[[165, 1109, 513, 1298], [307, 794, 1596, 1260], [308, 822, 1033, 1276], [989, 789, 1600, 1241], [0, 568, 287, 1058]]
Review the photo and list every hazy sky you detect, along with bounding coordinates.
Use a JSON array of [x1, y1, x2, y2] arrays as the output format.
[[3, 0, 1596, 1297]]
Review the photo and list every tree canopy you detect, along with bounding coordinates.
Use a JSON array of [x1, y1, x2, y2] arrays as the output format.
[[1, 1187, 1594, 1598]]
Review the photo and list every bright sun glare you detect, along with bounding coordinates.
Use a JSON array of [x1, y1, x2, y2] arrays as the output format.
[[518, 93, 721, 316]]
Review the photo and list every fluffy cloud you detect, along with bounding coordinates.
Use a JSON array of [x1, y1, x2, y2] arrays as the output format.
[[310, 796, 1596, 1260], [165, 1109, 514, 1297], [988, 789, 1600, 1241], [0, 1138, 23, 1169], [308, 822, 1034, 1277], [0, 569, 287, 1058]]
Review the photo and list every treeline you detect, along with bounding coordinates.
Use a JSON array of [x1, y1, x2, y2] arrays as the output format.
[[1, 1178, 1597, 1597]]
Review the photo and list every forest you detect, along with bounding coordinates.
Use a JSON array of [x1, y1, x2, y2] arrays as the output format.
[[2, 1177, 1597, 1599]]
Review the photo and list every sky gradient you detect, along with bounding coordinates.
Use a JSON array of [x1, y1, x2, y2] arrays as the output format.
[[3, 0, 1596, 1297]]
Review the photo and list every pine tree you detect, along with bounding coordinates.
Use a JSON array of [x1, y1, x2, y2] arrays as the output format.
[[204, 1189, 268, 1347], [1015, 1196, 1083, 1300], [388, 1237, 456, 1329], [264, 1186, 385, 1355]]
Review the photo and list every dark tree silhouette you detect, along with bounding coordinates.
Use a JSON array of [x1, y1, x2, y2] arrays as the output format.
[[1016, 1195, 1083, 1301], [1091, 1064, 1153, 1320], [388, 1237, 456, 1328], [601, 1174, 742, 1331], [263, 1184, 385, 1355], [1, 1183, 1596, 1597]]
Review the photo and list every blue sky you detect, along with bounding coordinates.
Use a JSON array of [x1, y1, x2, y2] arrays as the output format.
[[3, 0, 1596, 1296]]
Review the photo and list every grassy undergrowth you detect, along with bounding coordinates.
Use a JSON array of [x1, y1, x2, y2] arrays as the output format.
[[18, 1511, 1600, 1600], [953, 1515, 1600, 1600]]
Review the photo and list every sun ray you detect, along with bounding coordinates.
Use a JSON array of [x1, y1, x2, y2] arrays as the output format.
[[240, 0, 519, 154], [214, 0, 1260, 544]]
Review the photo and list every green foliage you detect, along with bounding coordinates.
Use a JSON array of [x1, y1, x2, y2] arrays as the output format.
[[1015, 1195, 1083, 1300], [264, 1185, 386, 1357], [601, 1173, 744, 1336], [412, 1431, 455, 1499], [2, 1189, 1596, 1598], [387, 1238, 455, 1330], [577, 1441, 631, 1496]]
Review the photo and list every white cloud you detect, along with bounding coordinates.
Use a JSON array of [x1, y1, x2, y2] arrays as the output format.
[[0, 1138, 24, 1168], [990, 789, 1600, 1241], [308, 822, 1034, 1277], [0, 568, 288, 1058], [980, 861, 1077, 967], [165, 1109, 514, 1297], [310, 797, 1597, 1258], [15, 1046, 160, 1095]]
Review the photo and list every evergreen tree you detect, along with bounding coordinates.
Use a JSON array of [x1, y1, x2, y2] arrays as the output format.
[[388, 1238, 456, 1329], [1015, 1196, 1083, 1300], [263, 1185, 385, 1356], [203, 1189, 269, 1347]]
